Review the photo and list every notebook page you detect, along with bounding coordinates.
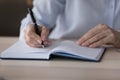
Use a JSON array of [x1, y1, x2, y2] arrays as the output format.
[[50, 40, 104, 60], [1, 40, 61, 59]]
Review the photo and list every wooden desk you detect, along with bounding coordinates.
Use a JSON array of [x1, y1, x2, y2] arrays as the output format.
[[0, 37, 120, 80]]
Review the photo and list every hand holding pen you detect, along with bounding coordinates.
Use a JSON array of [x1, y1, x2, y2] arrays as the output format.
[[24, 8, 50, 48]]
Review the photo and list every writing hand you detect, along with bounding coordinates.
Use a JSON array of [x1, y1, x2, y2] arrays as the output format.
[[24, 24, 50, 48]]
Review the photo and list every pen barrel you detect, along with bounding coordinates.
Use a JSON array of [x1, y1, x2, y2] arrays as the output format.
[[34, 23, 40, 35], [34, 23, 45, 47]]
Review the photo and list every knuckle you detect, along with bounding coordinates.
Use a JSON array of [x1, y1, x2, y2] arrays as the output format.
[[95, 35, 100, 39], [107, 29, 113, 34], [99, 23, 105, 26], [101, 39, 106, 45], [42, 26, 49, 32], [110, 33, 115, 38], [98, 24, 108, 29], [110, 33, 116, 42], [85, 41, 89, 45], [98, 24, 104, 28], [42, 26, 46, 30], [29, 24, 34, 27], [87, 40, 92, 45]]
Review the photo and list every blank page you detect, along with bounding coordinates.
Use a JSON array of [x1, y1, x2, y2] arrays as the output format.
[[50, 40, 104, 60], [1, 41, 60, 59]]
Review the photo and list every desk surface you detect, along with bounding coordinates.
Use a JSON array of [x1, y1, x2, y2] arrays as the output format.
[[0, 37, 120, 80]]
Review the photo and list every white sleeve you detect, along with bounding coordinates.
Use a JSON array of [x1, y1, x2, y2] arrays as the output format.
[[19, 0, 66, 41]]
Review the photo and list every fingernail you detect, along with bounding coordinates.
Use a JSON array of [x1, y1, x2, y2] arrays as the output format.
[[81, 43, 86, 46], [76, 41, 82, 45], [76, 41, 80, 45], [89, 45, 95, 48]]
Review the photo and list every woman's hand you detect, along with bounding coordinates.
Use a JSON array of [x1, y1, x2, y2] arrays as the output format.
[[24, 24, 50, 48], [77, 24, 120, 48]]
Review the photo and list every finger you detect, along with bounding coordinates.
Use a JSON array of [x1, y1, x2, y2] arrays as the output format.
[[40, 26, 49, 41], [25, 34, 42, 48], [24, 28, 43, 48], [77, 26, 101, 45], [88, 27, 116, 48], [77, 24, 109, 45], [89, 36, 111, 48], [31, 31, 42, 43], [28, 24, 43, 43], [43, 40, 51, 47], [28, 41, 42, 48], [81, 31, 107, 47]]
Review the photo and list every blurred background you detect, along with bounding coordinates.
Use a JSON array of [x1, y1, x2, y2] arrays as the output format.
[[0, 0, 33, 37]]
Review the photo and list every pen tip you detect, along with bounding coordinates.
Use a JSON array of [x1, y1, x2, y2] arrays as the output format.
[[41, 45, 45, 48]]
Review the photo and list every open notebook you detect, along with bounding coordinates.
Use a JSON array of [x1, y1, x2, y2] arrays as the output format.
[[0, 40, 105, 62]]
